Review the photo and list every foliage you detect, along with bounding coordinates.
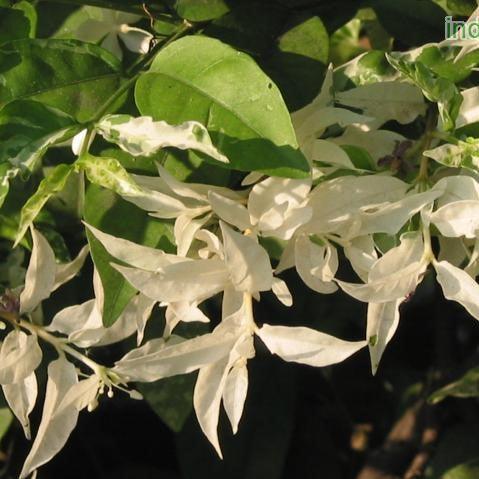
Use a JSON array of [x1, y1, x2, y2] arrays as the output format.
[[1, 1, 479, 478]]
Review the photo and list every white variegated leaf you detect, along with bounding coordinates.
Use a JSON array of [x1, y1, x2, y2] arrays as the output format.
[[2, 372, 37, 439], [356, 189, 442, 237], [308, 175, 408, 235], [20, 229, 56, 314], [338, 233, 428, 303], [331, 126, 405, 162], [174, 213, 211, 257], [433, 175, 479, 208], [367, 301, 401, 375], [208, 192, 251, 231], [85, 222, 183, 271], [222, 361, 249, 435], [113, 328, 237, 382], [193, 356, 230, 458], [113, 259, 229, 303], [248, 177, 311, 232], [438, 237, 468, 267], [256, 324, 367, 367], [20, 358, 79, 479], [220, 222, 273, 293], [272, 277, 293, 306], [310, 139, 354, 169], [52, 245, 89, 292], [0, 331, 42, 384], [435, 260, 479, 320], [344, 236, 378, 281], [294, 235, 338, 294], [336, 82, 426, 124], [456, 86, 479, 128], [431, 200, 479, 238], [97, 115, 229, 163]]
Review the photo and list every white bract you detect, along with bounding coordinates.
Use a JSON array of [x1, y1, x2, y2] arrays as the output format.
[[6, 33, 479, 477]]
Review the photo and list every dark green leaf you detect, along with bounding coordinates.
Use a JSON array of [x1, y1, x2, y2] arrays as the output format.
[[334, 50, 397, 89], [0, 408, 12, 441], [447, 0, 477, 15], [429, 366, 479, 404], [368, 0, 447, 46], [84, 185, 174, 327], [427, 423, 479, 478], [204, 3, 286, 58], [0, 100, 79, 174], [267, 15, 329, 110], [135, 35, 310, 178], [176, 358, 297, 479], [0, 2, 37, 43], [138, 374, 196, 432], [416, 45, 479, 83], [76, 153, 144, 197], [387, 53, 462, 130], [174, 0, 229, 21], [0, 163, 14, 209], [0, 39, 121, 121], [15, 163, 73, 245], [341, 145, 376, 170]]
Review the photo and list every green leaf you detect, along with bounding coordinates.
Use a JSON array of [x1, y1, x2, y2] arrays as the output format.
[[96, 114, 229, 164], [447, 0, 477, 15], [0, 407, 12, 441], [0, 163, 15, 209], [427, 423, 479, 478], [424, 139, 479, 170], [415, 45, 479, 83], [429, 366, 479, 404], [0, 2, 37, 43], [0, 39, 121, 121], [84, 185, 175, 327], [330, 19, 365, 66], [174, 0, 229, 21], [15, 163, 73, 245], [135, 35, 310, 178], [100, 148, 158, 175], [76, 153, 143, 197], [138, 374, 196, 432], [341, 145, 376, 170], [442, 459, 479, 479], [204, 3, 286, 57], [386, 53, 462, 130], [334, 50, 398, 89], [267, 15, 329, 111], [0, 100, 79, 173], [368, 0, 447, 46]]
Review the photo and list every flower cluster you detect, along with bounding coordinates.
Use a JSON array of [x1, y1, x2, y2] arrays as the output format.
[[3, 17, 479, 478]]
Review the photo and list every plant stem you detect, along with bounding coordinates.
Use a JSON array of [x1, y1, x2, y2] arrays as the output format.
[[416, 106, 438, 184], [88, 20, 194, 124], [17, 319, 103, 375], [243, 293, 258, 334]]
